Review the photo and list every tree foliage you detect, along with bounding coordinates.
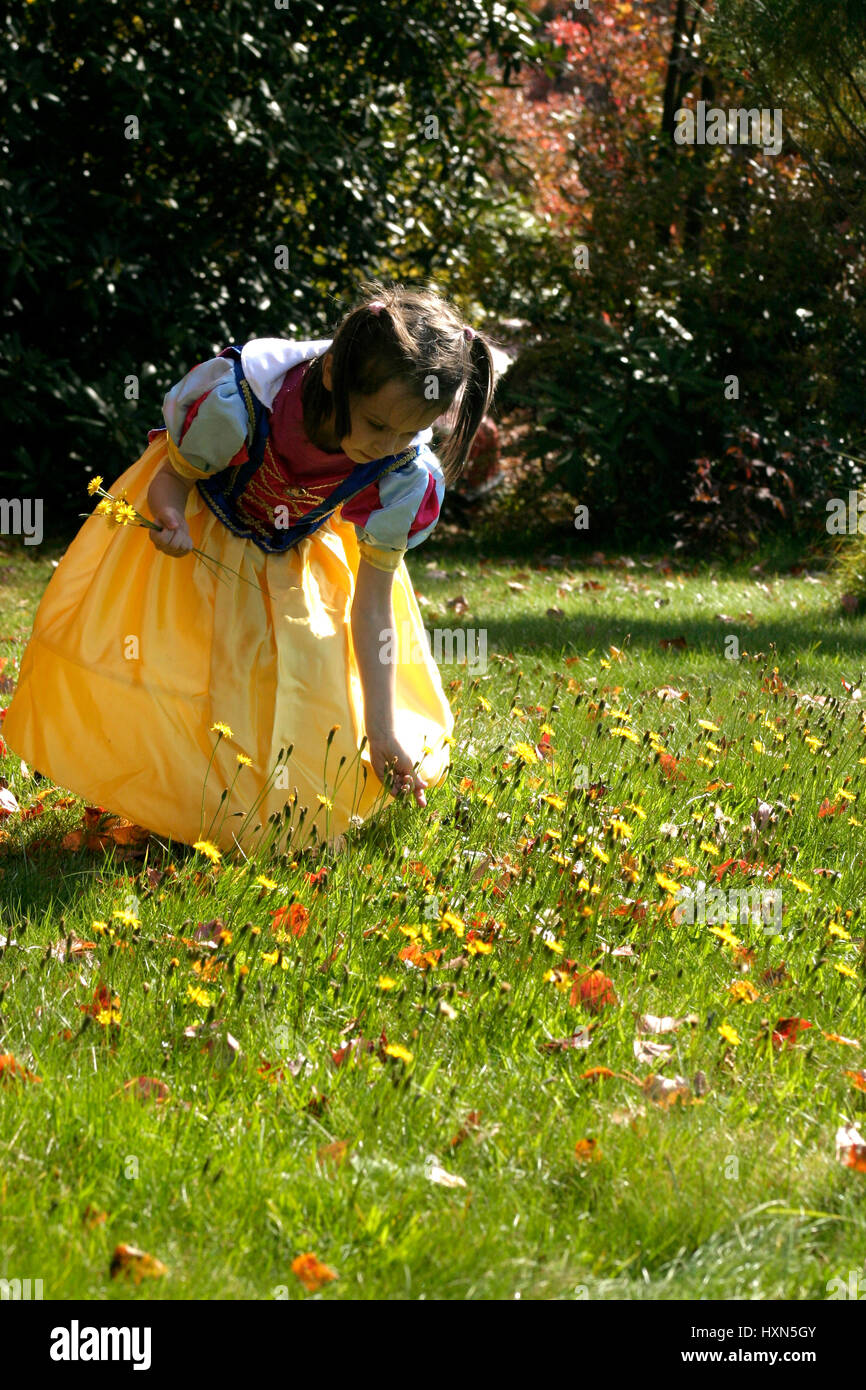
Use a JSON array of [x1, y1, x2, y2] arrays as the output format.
[[2, 0, 540, 534]]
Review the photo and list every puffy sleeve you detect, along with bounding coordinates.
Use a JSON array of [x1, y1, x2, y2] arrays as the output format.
[[161, 354, 252, 480], [341, 444, 445, 573]]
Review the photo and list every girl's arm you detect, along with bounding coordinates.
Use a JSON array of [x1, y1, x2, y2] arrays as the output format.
[[351, 558, 427, 807], [147, 460, 195, 557]]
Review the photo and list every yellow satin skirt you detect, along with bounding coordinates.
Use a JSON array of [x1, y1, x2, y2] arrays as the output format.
[[3, 433, 454, 856]]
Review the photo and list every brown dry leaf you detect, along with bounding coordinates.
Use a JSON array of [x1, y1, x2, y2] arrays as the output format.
[[636, 1013, 694, 1035], [117, 1076, 170, 1104], [110, 1244, 168, 1283], [659, 636, 688, 651], [634, 1038, 673, 1065], [641, 1073, 694, 1106], [449, 1110, 483, 1149], [316, 1140, 349, 1169]]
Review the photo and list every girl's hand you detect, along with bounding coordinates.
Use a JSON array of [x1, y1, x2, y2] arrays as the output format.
[[149, 504, 193, 557], [368, 731, 427, 808]]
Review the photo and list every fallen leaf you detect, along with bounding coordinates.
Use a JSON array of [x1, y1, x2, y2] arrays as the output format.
[[569, 968, 617, 1012], [425, 1156, 467, 1188], [110, 1244, 168, 1283], [574, 1138, 602, 1163], [292, 1252, 338, 1292], [0, 1053, 41, 1085], [118, 1076, 170, 1103], [835, 1123, 866, 1172]]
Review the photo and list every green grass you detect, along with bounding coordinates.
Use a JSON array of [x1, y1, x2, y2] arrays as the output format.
[[1, 536, 865, 1301]]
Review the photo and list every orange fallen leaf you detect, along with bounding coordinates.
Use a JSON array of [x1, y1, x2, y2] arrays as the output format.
[[574, 1138, 602, 1162], [316, 1141, 349, 1169], [581, 1067, 617, 1082], [110, 1244, 168, 1283], [449, 1110, 483, 1149], [835, 1124, 866, 1173], [569, 968, 617, 1012], [0, 1053, 41, 1085], [844, 1069, 866, 1092], [292, 1252, 337, 1292]]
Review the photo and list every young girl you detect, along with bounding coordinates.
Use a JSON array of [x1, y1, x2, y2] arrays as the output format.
[[4, 281, 496, 857]]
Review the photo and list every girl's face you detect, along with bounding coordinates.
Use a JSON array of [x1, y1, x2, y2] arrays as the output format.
[[318, 353, 443, 463]]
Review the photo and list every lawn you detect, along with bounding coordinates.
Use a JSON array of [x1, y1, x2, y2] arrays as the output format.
[[1, 535, 865, 1301]]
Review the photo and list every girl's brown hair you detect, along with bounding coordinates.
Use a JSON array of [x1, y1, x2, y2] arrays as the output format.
[[301, 279, 497, 484]]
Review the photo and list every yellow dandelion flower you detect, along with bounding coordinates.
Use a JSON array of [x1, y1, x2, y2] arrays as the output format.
[[377, 976, 397, 991], [439, 911, 465, 938], [698, 719, 720, 732], [192, 840, 222, 864], [626, 803, 646, 820], [236, 753, 253, 767], [95, 1007, 122, 1028], [718, 1023, 741, 1046], [87, 475, 104, 496], [804, 735, 824, 751], [254, 875, 278, 890], [610, 727, 640, 743], [729, 980, 759, 1003], [591, 844, 610, 864], [512, 741, 538, 764], [656, 873, 681, 894], [94, 499, 113, 516], [789, 877, 812, 894], [466, 938, 493, 955], [709, 925, 741, 949], [834, 963, 858, 980], [608, 819, 632, 839], [317, 795, 333, 810], [383, 1043, 413, 1064], [700, 840, 721, 857], [752, 739, 765, 755], [477, 695, 492, 713], [210, 722, 234, 740], [542, 794, 567, 811], [828, 923, 851, 941], [111, 909, 140, 928], [543, 937, 564, 954], [186, 985, 212, 1007]]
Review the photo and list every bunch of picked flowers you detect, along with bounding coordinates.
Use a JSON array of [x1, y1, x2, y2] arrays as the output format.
[[82, 476, 266, 592]]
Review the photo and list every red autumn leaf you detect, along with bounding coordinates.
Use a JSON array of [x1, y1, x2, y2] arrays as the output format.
[[771, 1016, 812, 1048], [271, 903, 309, 938], [79, 982, 120, 1018], [659, 635, 687, 650], [658, 752, 685, 781], [569, 968, 617, 1012]]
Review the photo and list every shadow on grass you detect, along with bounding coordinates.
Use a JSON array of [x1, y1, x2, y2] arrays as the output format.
[[450, 608, 866, 667]]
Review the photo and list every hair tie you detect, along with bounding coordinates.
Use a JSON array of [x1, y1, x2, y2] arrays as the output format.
[[463, 325, 476, 342], [369, 301, 385, 315]]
